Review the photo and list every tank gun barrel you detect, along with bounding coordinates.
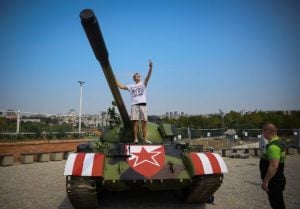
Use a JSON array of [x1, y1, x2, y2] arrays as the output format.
[[79, 9, 131, 128]]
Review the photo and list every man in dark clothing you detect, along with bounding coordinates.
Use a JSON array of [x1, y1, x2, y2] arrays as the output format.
[[259, 123, 286, 209]]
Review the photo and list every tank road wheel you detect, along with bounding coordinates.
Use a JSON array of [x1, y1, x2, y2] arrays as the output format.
[[66, 176, 101, 209], [184, 174, 223, 203]]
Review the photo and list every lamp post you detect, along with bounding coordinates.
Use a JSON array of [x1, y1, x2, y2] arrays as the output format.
[[16, 110, 20, 134], [78, 81, 85, 136]]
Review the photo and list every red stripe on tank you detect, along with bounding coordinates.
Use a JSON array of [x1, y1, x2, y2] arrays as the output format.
[[205, 152, 221, 174], [92, 154, 105, 176], [72, 153, 85, 176], [189, 152, 205, 175]]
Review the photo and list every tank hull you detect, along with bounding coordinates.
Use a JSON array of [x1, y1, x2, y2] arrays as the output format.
[[64, 144, 227, 208]]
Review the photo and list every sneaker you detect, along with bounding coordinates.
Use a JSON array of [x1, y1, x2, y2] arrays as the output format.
[[144, 139, 152, 144], [133, 139, 139, 144]]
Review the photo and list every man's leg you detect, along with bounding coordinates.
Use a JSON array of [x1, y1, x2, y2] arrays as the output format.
[[133, 120, 138, 143], [140, 106, 148, 143], [267, 178, 286, 209], [267, 190, 285, 209], [131, 105, 139, 143], [142, 120, 147, 142]]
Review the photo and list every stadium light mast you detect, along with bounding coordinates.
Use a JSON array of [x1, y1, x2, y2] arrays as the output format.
[[78, 81, 85, 136], [16, 110, 20, 134]]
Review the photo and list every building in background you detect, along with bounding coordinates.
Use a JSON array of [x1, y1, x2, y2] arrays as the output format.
[[165, 111, 185, 119]]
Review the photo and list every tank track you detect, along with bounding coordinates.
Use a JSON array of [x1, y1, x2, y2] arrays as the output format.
[[185, 174, 223, 203], [66, 176, 101, 209]]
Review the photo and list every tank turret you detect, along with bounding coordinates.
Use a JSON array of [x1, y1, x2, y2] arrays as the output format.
[[80, 9, 131, 128]]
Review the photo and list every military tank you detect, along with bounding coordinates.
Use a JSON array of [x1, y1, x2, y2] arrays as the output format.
[[64, 9, 228, 209]]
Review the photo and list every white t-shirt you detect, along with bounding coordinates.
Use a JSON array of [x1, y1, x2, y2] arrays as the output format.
[[259, 136, 268, 154], [126, 81, 147, 105]]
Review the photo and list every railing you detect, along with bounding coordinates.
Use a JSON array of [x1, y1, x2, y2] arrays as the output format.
[[0, 131, 99, 142]]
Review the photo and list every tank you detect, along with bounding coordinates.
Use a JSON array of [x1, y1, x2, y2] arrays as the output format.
[[64, 9, 228, 209]]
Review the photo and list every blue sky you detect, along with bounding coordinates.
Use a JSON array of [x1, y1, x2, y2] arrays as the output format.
[[0, 0, 299, 115]]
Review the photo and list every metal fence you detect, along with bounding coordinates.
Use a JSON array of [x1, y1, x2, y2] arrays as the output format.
[[176, 128, 225, 139], [175, 127, 300, 148]]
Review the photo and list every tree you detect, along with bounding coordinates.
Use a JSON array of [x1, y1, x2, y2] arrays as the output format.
[[224, 111, 242, 129], [107, 104, 121, 127], [0, 118, 16, 132], [162, 110, 300, 129]]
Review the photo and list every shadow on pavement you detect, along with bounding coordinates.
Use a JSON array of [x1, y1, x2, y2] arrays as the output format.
[[58, 191, 205, 209], [244, 180, 261, 186], [58, 197, 73, 209]]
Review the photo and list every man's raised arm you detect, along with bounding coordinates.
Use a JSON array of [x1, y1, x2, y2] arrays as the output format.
[[116, 80, 128, 90], [144, 60, 153, 87]]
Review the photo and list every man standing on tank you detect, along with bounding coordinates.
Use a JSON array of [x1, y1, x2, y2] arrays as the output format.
[[259, 123, 286, 209], [117, 60, 153, 144]]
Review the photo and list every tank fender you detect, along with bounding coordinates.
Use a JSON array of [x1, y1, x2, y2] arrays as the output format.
[[64, 153, 105, 176], [184, 152, 228, 176]]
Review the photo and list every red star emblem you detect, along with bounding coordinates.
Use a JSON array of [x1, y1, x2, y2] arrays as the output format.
[[131, 147, 161, 167], [126, 145, 165, 178]]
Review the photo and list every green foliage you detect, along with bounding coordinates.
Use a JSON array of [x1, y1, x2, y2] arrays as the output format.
[[0, 117, 76, 141], [0, 117, 16, 132], [51, 123, 73, 133], [164, 114, 222, 129], [163, 110, 300, 129], [107, 105, 121, 127]]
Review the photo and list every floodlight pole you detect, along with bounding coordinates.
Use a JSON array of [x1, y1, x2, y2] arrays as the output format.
[[16, 110, 20, 134], [78, 81, 85, 136]]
